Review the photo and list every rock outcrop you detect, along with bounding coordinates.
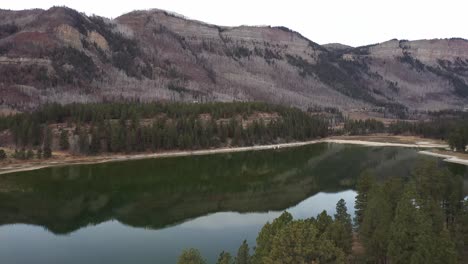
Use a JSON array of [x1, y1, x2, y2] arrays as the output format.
[[1, 6, 468, 116]]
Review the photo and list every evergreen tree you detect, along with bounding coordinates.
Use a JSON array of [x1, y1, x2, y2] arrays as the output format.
[[316, 210, 333, 234], [448, 127, 467, 152], [26, 149, 34, 159], [43, 126, 52, 159], [412, 160, 463, 232], [382, 176, 404, 214], [253, 211, 292, 264], [325, 221, 352, 258], [177, 248, 206, 264], [236, 240, 250, 264], [78, 129, 89, 154], [217, 251, 233, 264], [389, 184, 458, 264], [59, 129, 69, 150], [110, 124, 123, 152], [89, 128, 101, 154], [0, 149, 6, 160], [431, 228, 457, 264], [354, 171, 376, 229], [13, 149, 25, 160], [265, 220, 345, 264], [459, 200, 468, 255], [36, 148, 42, 159], [387, 186, 424, 263], [43, 146, 52, 159], [412, 227, 457, 264], [333, 199, 353, 254], [359, 186, 392, 263]]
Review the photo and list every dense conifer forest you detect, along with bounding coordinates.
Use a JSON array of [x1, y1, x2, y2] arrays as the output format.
[[177, 160, 468, 264], [3, 102, 468, 160], [387, 112, 468, 152], [0, 102, 329, 158]]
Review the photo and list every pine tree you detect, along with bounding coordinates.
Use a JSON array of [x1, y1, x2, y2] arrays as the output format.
[[43, 146, 52, 159], [12, 149, 20, 159], [354, 171, 376, 229], [387, 186, 422, 263], [59, 129, 69, 150], [359, 186, 392, 263], [89, 128, 101, 154], [43, 126, 52, 159], [458, 200, 468, 257], [265, 220, 345, 264], [253, 211, 292, 264], [217, 251, 233, 264], [411, 227, 457, 264], [333, 199, 353, 254], [448, 127, 467, 152], [382, 176, 404, 214], [236, 240, 250, 264], [177, 248, 206, 264], [77, 128, 89, 154], [432, 228, 457, 264], [110, 124, 122, 152], [387, 183, 458, 264], [36, 148, 42, 159], [26, 149, 34, 159], [316, 210, 333, 234]]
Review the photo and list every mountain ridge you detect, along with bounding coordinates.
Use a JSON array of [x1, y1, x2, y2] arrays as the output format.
[[1, 6, 468, 117]]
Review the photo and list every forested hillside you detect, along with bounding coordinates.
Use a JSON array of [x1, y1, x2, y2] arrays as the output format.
[[0, 102, 328, 159]]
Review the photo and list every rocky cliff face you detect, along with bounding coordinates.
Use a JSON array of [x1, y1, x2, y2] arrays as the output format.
[[1, 7, 468, 116]]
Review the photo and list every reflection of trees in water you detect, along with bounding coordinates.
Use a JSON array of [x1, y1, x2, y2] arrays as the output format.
[[0, 143, 462, 234]]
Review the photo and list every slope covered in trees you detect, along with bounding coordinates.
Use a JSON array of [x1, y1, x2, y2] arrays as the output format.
[[178, 202, 353, 264], [178, 159, 468, 263], [0, 102, 328, 158], [355, 160, 466, 263]]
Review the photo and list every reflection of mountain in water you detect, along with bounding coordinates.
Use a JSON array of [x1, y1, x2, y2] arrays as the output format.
[[0, 143, 443, 234]]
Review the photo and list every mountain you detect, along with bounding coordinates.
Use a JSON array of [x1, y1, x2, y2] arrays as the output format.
[[322, 43, 353, 52], [1, 6, 468, 116]]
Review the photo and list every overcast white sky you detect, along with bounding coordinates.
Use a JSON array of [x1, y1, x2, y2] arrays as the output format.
[[2, 0, 467, 47]]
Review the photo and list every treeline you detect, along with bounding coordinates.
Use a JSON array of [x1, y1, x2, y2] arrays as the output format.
[[343, 119, 385, 135], [341, 112, 468, 153], [0, 102, 329, 156], [388, 119, 464, 140], [354, 160, 466, 263], [178, 199, 354, 264], [0, 101, 315, 127], [178, 160, 468, 263], [388, 113, 468, 152]]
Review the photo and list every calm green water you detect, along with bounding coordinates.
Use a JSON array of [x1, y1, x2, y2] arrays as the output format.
[[0, 143, 465, 263]]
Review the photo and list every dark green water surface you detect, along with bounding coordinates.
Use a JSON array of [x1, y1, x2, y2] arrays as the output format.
[[0, 143, 465, 263]]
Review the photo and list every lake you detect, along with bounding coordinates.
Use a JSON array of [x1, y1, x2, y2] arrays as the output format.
[[0, 143, 465, 263]]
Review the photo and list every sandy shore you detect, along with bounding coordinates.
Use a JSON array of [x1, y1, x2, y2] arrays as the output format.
[[0, 137, 452, 176], [419, 150, 468, 166], [324, 139, 447, 148]]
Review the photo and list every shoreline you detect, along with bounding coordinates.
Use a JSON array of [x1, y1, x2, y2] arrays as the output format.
[[0, 137, 452, 175], [418, 150, 468, 166]]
